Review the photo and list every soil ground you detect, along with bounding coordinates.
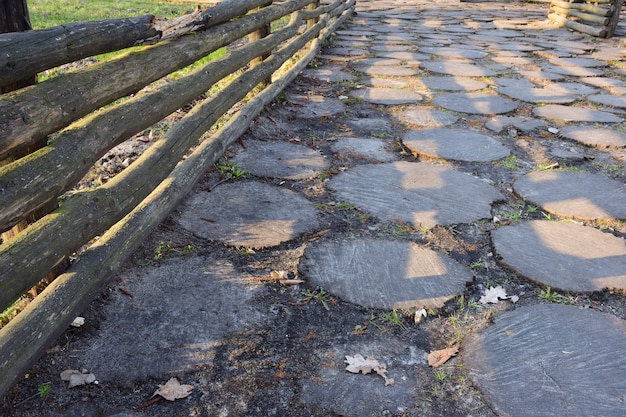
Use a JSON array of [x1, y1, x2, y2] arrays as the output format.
[[1, 1, 625, 416]]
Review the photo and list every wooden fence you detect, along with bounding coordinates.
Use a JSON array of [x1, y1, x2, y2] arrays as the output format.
[[0, 0, 355, 399], [548, 0, 624, 37]]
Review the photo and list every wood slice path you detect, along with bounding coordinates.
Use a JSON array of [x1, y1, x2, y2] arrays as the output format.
[[4, 1, 625, 416]]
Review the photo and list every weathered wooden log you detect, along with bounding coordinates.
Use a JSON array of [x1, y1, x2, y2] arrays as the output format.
[[606, 0, 625, 38], [549, 0, 610, 16], [0, 18, 302, 311], [0, 0, 311, 163], [551, 5, 610, 24], [154, 0, 272, 40], [0, 16, 158, 88], [303, 0, 341, 20], [0, 0, 272, 88], [548, 12, 607, 37], [0, 0, 37, 93]]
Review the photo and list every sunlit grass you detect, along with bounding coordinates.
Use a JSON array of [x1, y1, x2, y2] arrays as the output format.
[[28, 0, 193, 29]]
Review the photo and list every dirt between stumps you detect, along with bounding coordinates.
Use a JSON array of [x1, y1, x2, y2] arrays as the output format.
[[2, 59, 626, 417]]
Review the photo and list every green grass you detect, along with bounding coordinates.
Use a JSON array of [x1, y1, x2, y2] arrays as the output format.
[[38, 383, 51, 398], [370, 309, 408, 330], [29, 0, 229, 82], [500, 155, 520, 169], [215, 157, 246, 180], [537, 286, 570, 304], [28, 0, 192, 29], [300, 288, 331, 311]]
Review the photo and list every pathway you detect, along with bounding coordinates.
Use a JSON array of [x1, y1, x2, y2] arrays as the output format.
[[3, 1, 625, 416]]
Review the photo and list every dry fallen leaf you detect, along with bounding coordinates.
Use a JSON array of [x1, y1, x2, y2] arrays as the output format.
[[270, 270, 304, 285], [345, 354, 394, 386], [427, 346, 459, 368], [414, 308, 427, 324], [153, 377, 194, 401], [60, 369, 96, 388], [479, 285, 518, 304], [70, 317, 85, 328]]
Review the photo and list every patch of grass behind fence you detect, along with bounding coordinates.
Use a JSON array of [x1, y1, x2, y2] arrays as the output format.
[[28, 0, 193, 29]]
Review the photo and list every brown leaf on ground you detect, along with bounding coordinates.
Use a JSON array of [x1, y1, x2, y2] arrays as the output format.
[[60, 369, 96, 388], [153, 377, 194, 401], [345, 354, 395, 386], [427, 346, 459, 368]]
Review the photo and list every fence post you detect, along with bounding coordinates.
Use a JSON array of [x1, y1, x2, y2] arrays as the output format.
[[249, 2, 272, 86], [0, 0, 57, 247], [606, 0, 624, 38], [307, 0, 320, 30], [0, 0, 36, 94]]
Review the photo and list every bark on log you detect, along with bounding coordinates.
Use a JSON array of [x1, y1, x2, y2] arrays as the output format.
[[0, 17, 298, 310], [551, 5, 610, 24], [549, 0, 610, 16], [155, 0, 272, 40], [0, 0, 37, 94], [548, 12, 607, 36], [0, 0, 311, 164], [0, 0, 272, 89], [0, 16, 158, 88], [0, 0, 354, 399]]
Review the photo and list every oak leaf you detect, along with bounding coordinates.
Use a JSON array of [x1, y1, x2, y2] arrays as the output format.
[[153, 377, 194, 401], [60, 369, 96, 388], [427, 346, 459, 368], [479, 285, 519, 304], [345, 354, 394, 386]]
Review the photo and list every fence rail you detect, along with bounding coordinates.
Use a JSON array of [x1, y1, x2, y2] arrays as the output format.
[[0, 0, 355, 399], [548, 0, 624, 37]]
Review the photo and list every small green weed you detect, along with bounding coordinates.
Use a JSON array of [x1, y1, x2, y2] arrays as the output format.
[[239, 247, 256, 256], [154, 241, 172, 261], [300, 288, 331, 311], [0, 303, 18, 326], [504, 210, 523, 222], [434, 369, 448, 381], [537, 286, 569, 304], [154, 242, 193, 262], [561, 166, 587, 173], [392, 219, 416, 236], [469, 260, 485, 270], [38, 383, 51, 398], [371, 309, 408, 330], [501, 155, 520, 169], [335, 78, 359, 90], [371, 131, 389, 138], [316, 201, 356, 212], [318, 168, 338, 180], [215, 157, 245, 180], [593, 161, 622, 176]]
